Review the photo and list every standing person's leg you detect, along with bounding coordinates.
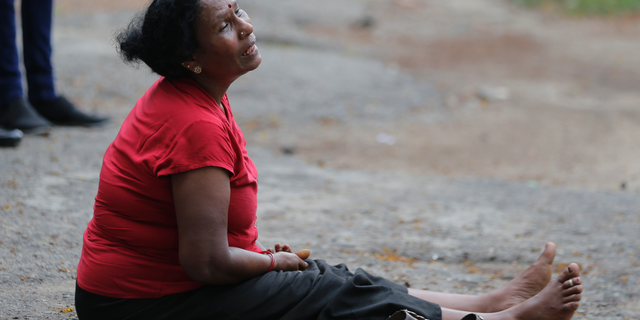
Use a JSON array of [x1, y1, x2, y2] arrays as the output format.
[[22, 0, 109, 127], [0, 0, 23, 145], [0, 0, 51, 134], [0, 0, 22, 105], [21, 0, 55, 103]]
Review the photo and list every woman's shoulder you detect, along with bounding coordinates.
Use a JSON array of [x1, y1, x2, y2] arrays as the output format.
[[158, 77, 217, 108], [114, 78, 230, 154], [136, 77, 226, 127]]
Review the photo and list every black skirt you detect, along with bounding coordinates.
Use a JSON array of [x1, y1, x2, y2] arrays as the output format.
[[76, 259, 442, 320]]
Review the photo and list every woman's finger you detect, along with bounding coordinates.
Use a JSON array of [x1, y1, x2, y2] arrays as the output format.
[[299, 258, 309, 271]]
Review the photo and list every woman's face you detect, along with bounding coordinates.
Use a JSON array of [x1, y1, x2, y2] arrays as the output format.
[[190, 0, 261, 83]]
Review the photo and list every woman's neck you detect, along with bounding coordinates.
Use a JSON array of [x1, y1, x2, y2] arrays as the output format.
[[191, 75, 232, 107]]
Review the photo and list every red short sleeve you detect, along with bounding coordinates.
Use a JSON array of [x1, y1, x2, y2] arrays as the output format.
[[154, 119, 236, 177]]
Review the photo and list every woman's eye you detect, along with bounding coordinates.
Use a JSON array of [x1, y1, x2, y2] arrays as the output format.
[[235, 8, 244, 17], [219, 23, 228, 32]]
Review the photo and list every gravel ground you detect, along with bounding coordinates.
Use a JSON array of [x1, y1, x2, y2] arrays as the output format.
[[1, 0, 639, 319]]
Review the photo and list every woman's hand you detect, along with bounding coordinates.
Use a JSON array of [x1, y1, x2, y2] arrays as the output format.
[[273, 251, 309, 272], [267, 243, 292, 254], [267, 243, 311, 269]]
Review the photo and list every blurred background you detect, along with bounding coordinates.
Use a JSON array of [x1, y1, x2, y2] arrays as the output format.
[[1, 0, 639, 318], [52, 0, 640, 191]]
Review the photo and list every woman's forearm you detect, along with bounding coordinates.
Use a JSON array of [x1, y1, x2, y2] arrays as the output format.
[[181, 246, 307, 285], [186, 247, 272, 285]]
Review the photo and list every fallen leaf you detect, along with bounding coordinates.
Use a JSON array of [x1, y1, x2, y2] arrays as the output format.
[[371, 248, 417, 265]]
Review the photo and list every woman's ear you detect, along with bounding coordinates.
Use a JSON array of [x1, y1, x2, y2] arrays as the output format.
[[182, 61, 202, 75], [182, 54, 199, 67], [182, 53, 201, 71]]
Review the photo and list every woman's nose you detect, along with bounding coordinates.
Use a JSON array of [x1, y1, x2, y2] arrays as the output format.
[[239, 20, 253, 39]]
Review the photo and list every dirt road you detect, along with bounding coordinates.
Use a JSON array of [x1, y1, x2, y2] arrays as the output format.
[[0, 0, 638, 318]]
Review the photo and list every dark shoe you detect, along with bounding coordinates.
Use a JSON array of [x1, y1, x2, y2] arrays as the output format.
[[0, 97, 52, 135], [0, 127, 23, 147], [31, 96, 110, 127]]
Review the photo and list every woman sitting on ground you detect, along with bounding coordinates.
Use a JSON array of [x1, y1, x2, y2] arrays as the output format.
[[74, 0, 583, 319]]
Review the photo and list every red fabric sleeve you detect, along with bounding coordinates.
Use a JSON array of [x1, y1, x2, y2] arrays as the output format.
[[154, 119, 236, 177]]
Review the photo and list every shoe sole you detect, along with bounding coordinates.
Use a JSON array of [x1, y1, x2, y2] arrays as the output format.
[[51, 119, 111, 128], [20, 125, 53, 136], [0, 138, 21, 147]]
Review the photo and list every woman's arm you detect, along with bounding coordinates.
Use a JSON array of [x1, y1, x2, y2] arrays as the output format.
[[172, 166, 308, 285]]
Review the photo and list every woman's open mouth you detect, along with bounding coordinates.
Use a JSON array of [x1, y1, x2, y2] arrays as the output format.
[[242, 44, 257, 57]]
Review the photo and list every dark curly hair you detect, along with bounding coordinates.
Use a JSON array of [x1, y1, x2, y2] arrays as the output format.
[[116, 0, 202, 79]]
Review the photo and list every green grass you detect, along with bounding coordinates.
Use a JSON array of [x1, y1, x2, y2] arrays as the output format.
[[513, 0, 640, 15]]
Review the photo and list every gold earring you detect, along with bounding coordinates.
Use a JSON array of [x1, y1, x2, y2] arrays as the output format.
[[194, 66, 202, 74]]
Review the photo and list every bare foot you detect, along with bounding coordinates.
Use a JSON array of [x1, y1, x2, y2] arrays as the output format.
[[484, 242, 556, 313], [497, 262, 582, 320]]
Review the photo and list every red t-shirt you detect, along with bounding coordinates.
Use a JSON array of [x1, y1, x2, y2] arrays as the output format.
[[77, 77, 260, 298]]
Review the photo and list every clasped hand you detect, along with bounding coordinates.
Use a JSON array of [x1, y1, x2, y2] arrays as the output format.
[[266, 243, 311, 272]]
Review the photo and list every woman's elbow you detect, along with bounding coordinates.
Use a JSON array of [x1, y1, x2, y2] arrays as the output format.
[[180, 255, 235, 285]]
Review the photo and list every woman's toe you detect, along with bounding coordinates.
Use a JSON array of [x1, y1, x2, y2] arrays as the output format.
[[562, 293, 582, 303], [557, 263, 580, 284]]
